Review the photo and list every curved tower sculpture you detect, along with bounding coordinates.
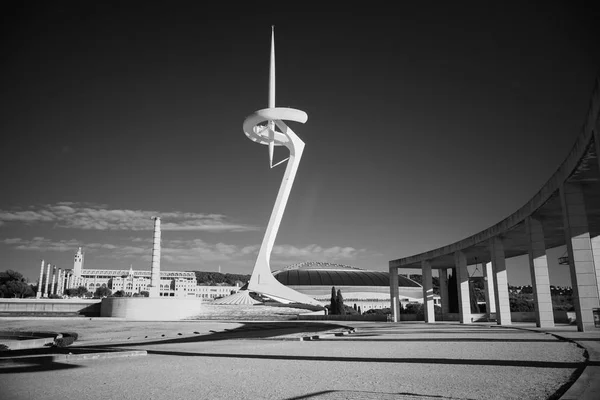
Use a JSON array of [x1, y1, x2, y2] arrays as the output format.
[[243, 27, 320, 306]]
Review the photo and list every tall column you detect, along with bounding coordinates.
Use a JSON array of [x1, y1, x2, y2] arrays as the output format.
[[59, 270, 66, 296], [454, 251, 471, 324], [389, 266, 400, 322], [44, 263, 51, 298], [56, 268, 62, 296], [490, 237, 511, 325], [482, 262, 496, 319], [422, 260, 435, 323], [439, 268, 449, 315], [560, 183, 600, 331], [590, 236, 600, 301], [149, 216, 161, 298], [36, 260, 45, 299], [50, 265, 57, 295], [526, 217, 554, 328]]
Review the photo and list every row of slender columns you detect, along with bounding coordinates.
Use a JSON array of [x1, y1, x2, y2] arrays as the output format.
[[35, 260, 85, 298], [391, 181, 600, 332]]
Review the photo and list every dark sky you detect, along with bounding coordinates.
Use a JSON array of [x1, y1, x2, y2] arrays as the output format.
[[1, 2, 599, 285]]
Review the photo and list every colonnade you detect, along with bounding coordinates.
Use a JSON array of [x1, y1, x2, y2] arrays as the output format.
[[35, 260, 84, 298], [390, 181, 600, 332]]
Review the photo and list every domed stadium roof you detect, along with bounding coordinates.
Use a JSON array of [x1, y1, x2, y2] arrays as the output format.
[[273, 262, 420, 287]]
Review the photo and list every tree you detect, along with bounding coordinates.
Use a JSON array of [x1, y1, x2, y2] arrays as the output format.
[[329, 286, 338, 314], [193, 271, 251, 286], [112, 290, 126, 297], [140, 291, 149, 297], [94, 286, 112, 298], [0, 270, 35, 298], [336, 289, 345, 315], [64, 286, 89, 298]]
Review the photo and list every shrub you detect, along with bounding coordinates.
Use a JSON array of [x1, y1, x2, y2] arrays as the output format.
[[365, 307, 391, 315]]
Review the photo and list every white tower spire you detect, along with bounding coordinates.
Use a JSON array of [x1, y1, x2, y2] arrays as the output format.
[[242, 27, 319, 306], [268, 25, 276, 167], [269, 25, 275, 109]]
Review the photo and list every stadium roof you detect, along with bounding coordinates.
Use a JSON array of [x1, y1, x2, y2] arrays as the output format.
[[273, 262, 420, 287]]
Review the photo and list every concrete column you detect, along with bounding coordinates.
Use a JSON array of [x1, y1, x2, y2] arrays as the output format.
[[590, 236, 600, 301], [149, 216, 162, 297], [56, 269, 61, 296], [482, 262, 496, 321], [59, 269, 66, 295], [36, 260, 45, 299], [439, 268, 450, 315], [44, 263, 51, 298], [422, 260, 435, 323], [56, 268, 62, 296], [490, 237, 511, 325], [454, 251, 471, 324], [525, 217, 554, 328], [560, 183, 600, 331], [389, 266, 400, 322], [50, 265, 57, 295]]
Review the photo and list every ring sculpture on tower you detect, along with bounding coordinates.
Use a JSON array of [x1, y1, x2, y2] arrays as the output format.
[[242, 27, 321, 306]]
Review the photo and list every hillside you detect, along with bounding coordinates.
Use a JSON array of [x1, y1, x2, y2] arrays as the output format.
[[192, 271, 250, 286]]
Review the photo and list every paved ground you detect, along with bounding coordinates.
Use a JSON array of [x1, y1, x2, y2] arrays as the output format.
[[0, 318, 598, 400]]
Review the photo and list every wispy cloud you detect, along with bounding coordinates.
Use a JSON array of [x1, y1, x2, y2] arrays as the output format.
[[0, 202, 258, 232], [1, 237, 81, 252], [2, 236, 365, 266]]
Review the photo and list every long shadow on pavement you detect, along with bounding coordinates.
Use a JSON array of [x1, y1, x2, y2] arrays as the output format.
[[0, 359, 83, 374], [316, 337, 563, 343], [283, 389, 472, 400], [78, 321, 351, 348], [142, 349, 585, 369]]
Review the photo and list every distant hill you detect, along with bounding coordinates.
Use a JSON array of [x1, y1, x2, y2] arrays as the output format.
[[191, 271, 250, 286]]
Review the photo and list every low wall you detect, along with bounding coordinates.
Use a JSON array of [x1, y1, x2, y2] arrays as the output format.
[[100, 297, 203, 321], [510, 311, 575, 324], [298, 314, 387, 321], [0, 299, 101, 316]]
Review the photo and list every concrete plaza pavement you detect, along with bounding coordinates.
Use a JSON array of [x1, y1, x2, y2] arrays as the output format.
[[0, 318, 599, 400]]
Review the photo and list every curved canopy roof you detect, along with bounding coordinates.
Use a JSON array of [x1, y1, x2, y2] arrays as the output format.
[[273, 262, 420, 287]]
